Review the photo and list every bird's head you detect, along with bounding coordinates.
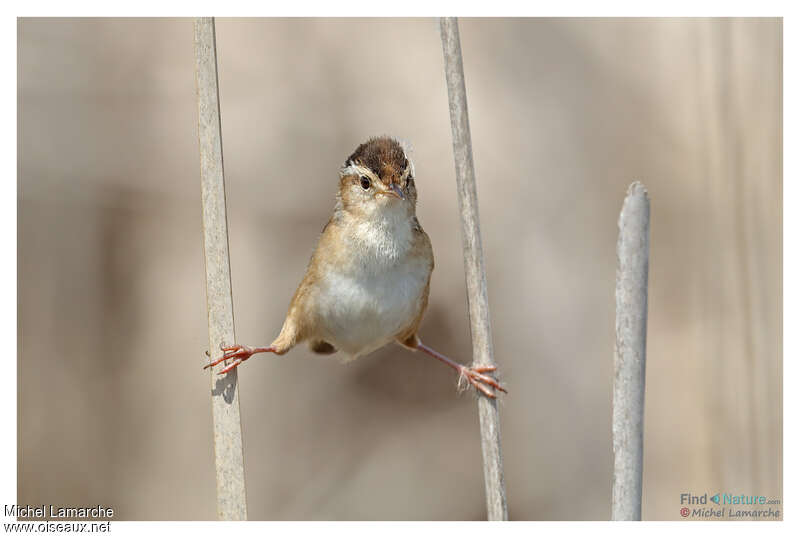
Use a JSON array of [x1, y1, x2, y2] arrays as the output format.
[[337, 137, 417, 219]]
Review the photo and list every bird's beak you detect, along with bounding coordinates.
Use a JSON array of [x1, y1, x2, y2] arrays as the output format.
[[389, 183, 406, 200], [377, 183, 406, 200]]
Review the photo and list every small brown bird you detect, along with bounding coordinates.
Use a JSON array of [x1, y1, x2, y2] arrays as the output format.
[[204, 136, 506, 398]]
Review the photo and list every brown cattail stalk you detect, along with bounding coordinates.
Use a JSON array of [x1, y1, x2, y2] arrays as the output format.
[[194, 17, 248, 521], [612, 182, 650, 521], [439, 16, 509, 522]]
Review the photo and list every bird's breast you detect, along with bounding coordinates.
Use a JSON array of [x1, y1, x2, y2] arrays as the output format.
[[314, 255, 430, 359]]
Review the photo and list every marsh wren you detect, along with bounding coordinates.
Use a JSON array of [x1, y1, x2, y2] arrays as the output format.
[[204, 137, 506, 398]]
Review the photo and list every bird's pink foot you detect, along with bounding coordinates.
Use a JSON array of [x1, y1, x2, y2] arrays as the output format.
[[204, 344, 276, 375], [413, 341, 507, 399], [457, 364, 507, 399]]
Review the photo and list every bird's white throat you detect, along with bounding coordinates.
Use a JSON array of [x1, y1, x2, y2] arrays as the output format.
[[348, 204, 414, 266]]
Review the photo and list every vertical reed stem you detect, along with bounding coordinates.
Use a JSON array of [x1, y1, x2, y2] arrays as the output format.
[[194, 17, 248, 520], [612, 181, 650, 520], [439, 17, 509, 521]]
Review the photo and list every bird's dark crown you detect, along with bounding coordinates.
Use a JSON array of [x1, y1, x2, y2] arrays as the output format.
[[344, 136, 410, 180]]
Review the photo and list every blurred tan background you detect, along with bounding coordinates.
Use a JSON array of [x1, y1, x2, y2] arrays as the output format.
[[17, 18, 781, 520]]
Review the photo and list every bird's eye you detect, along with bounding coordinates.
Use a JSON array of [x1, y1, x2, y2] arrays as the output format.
[[360, 176, 371, 190]]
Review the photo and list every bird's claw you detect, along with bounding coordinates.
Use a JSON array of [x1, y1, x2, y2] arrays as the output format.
[[458, 365, 507, 399], [203, 344, 267, 375]]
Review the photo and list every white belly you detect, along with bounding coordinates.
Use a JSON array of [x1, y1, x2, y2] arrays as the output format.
[[316, 259, 429, 359]]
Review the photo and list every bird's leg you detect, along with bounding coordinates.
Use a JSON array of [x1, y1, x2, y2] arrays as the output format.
[[413, 340, 507, 398], [204, 344, 277, 375]]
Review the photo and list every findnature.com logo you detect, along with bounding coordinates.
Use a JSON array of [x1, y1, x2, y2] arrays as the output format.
[[679, 492, 781, 519]]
